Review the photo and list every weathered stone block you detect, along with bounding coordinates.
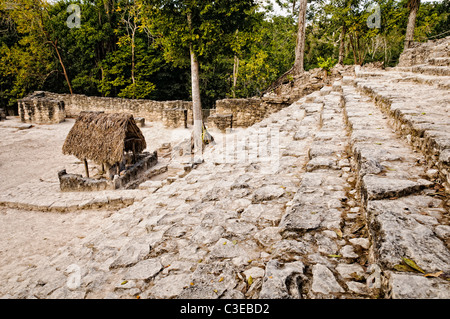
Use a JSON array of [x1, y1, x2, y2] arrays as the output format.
[[386, 272, 450, 299], [58, 151, 158, 192], [18, 92, 65, 124], [162, 109, 188, 128], [361, 175, 433, 203], [207, 113, 233, 132], [259, 260, 305, 299], [366, 199, 450, 272]]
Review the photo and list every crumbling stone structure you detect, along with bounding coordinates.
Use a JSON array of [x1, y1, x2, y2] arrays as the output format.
[[43, 91, 193, 127], [207, 113, 233, 132], [398, 36, 450, 68], [162, 109, 188, 128], [18, 91, 65, 124], [58, 151, 158, 191], [211, 66, 354, 130], [0, 108, 6, 121]]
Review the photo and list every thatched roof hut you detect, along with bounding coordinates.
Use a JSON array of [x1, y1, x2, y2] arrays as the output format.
[[62, 112, 147, 166]]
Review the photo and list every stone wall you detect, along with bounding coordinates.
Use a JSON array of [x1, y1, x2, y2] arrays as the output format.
[[212, 96, 301, 130], [207, 113, 233, 132], [58, 151, 158, 191], [398, 36, 450, 67], [19, 91, 226, 130], [162, 109, 188, 128], [211, 67, 351, 130], [214, 98, 263, 128], [18, 92, 66, 124], [40, 91, 193, 127]]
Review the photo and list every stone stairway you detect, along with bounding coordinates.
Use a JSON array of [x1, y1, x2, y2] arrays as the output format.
[[342, 81, 450, 298], [353, 67, 450, 192], [2, 63, 449, 299]]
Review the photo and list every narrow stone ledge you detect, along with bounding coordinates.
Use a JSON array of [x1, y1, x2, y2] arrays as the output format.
[[361, 175, 433, 203], [366, 199, 450, 273], [385, 272, 450, 299]]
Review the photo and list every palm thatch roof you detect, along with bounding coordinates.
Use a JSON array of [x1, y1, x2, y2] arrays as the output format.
[[62, 112, 147, 165]]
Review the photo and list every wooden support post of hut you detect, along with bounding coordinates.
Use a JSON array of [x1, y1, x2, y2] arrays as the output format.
[[62, 112, 147, 180], [84, 159, 89, 178]]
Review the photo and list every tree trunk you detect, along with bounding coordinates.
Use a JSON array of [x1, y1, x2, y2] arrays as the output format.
[[38, 6, 73, 94], [52, 41, 73, 95], [131, 28, 136, 86], [232, 54, 239, 98], [357, 33, 365, 65], [338, 24, 346, 65], [187, 13, 203, 163], [404, 0, 420, 50], [190, 45, 203, 163], [293, 0, 308, 74], [349, 33, 358, 65]]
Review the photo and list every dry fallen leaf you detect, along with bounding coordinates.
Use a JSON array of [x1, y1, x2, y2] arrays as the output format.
[[424, 271, 443, 278], [402, 257, 425, 274], [349, 272, 365, 282], [394, 264, 415, 272]]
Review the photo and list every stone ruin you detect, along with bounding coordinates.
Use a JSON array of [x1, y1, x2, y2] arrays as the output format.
[[209, 65, 355, 132], [18, 91, 66, 124], [58, 151, 158, 191], [1, 37, 449, 300], [18, 66, 347, 132], [0, 108, 6, 121]]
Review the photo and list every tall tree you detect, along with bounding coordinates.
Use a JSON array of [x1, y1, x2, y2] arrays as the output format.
[[404, 0, 421, 49], [293, 0, 308, 74], [8, 0, 74, 94], [144, 0, 255, 162]]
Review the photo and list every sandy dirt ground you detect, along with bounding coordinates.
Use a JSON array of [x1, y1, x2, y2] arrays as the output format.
[[0, 116, 191, 294], [0, 117, 190, 193]]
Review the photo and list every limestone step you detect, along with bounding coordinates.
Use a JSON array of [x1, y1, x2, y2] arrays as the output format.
[[353, 76, 450, 191], [123, 162, 169, 189], [357, 68, 450, 90], [395, 65, 450, 77], [428, 57, 450, 66], [273, 88, 376, 298], [342, 83, 450, 298]]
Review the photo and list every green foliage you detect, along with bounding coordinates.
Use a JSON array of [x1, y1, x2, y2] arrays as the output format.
[[317, 56, 337, 74], [232, 15, 296, 98], [0, 0, 448, 112]]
